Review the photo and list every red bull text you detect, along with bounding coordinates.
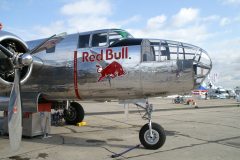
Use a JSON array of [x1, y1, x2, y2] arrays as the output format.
[[82, 47, 128, 62]]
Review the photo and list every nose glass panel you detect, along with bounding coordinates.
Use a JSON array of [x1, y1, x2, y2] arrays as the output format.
[[148, 39, 212, 86]]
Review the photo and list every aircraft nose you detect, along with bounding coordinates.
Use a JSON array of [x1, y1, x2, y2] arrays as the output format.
[[149, 39, 212, 87]]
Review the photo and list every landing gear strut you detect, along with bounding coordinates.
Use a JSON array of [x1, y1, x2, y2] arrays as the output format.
[[135, 101, 166, 150]]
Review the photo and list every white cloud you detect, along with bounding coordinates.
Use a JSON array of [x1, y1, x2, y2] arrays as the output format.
[[172, 8, 199, 27], [128, 8, 211, 44], [19, 6, 207, 44], [20, 7, 213, 45], [204, 38, 240, 88], [32, 0, 117, 37], [32, 16, 120, 38], [67, 16, 119, 32], [220, 17, 231, 26], [61, 0, 111, 16], [129, 25, 211, 45], [202, 15, 220, 22], [119, 15, 141, 26], [5, 27, 39, 40], [147, 15, 167, 29], [34, 21, 66, 37]]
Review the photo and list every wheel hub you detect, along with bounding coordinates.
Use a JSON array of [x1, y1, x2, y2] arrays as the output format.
[[144, 129, 160, 145]]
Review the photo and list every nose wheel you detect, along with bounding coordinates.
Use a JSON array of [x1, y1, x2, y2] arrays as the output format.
[[139, 122, 166, 149], [135, 101, 166, 150]]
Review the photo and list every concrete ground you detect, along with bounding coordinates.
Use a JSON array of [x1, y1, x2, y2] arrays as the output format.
[[0, 98, 239, 160]]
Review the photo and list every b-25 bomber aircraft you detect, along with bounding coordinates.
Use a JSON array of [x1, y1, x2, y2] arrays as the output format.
[[0, 28, 212, 150]]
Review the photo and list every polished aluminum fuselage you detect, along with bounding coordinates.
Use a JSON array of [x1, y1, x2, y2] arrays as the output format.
[[24, 33, 193, 100]]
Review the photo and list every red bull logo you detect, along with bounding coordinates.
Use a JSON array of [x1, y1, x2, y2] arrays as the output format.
[[82, 47, 128, 62], [96, 61, 126, 81]]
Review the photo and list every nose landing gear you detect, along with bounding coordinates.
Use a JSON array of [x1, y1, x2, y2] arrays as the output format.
[[135, 101, 166, 150]]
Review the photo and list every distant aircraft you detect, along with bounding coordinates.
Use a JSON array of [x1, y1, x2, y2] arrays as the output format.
[[0, 28, 212, 150]]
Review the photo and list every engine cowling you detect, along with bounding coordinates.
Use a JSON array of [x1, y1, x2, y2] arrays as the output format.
[[0, 30, 32, 86]]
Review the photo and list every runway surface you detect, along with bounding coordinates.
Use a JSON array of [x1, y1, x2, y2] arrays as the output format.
[[0, 98, 239, 160]]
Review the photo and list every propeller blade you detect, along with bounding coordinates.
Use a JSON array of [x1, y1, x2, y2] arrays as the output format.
[[0, 44, 14, 58], [8, 68, 22, 151], [29, 32, 67, 55]]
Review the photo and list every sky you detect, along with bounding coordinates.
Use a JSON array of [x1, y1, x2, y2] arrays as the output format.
[[0, 0, 239, 88]]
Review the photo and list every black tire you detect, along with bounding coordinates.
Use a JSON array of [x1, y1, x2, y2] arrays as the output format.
[[64, 102, 84, 125], [139, 122, 166, 150]]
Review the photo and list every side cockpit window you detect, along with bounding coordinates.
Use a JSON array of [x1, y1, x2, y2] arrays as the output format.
[[141, 40, 155, 62], [78, 34, 90, 48], [142, 50, 155, 62], [160, 43, 170, 60], [92, 33, 107, 47]]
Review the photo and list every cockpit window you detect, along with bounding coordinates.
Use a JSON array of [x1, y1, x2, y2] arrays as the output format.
[[78, 34, 90, 48], [109, 30, 133, 45], [141, 40, 155, 62], [92, 33, 107, 47], [115, 30, 133, 38], [109, 32, 123, 45], [142, 49, 155, 62]]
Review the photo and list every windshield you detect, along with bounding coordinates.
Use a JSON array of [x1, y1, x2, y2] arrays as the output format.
[[113, 30, 133, 39], [108, 30, 133, 45]]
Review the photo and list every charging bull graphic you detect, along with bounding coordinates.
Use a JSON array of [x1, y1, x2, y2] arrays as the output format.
[[96, 61, 126, 82]]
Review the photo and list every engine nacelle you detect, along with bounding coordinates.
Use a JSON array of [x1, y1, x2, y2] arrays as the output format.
[[0, 30, 32, 86]]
